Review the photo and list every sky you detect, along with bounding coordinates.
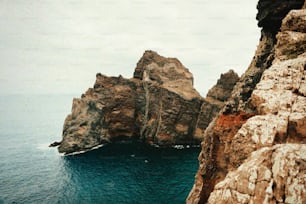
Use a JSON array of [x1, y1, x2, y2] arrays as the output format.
[[0, 0, 260, 96]]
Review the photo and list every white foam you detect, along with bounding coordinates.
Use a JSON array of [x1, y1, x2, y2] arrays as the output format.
[[151, 144, 160, 148], [173, 145, 184, 149], [172, 144, 200, 149], [63, 144, 105, 156]]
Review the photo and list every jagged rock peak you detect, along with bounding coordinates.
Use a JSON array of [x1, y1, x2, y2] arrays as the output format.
[[215, 69, 239, 88], [134, 51, 185, 78], [133, 50, 193, 83], [206, 69, 239, 102], [134, 50, 199, 100], [192, 70, 240, 140]]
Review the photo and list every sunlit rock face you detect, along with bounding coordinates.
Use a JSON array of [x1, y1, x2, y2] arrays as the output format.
[[207, 144, 306, 204], [187, 0, 306, 203], [55, 51, 239, 154]]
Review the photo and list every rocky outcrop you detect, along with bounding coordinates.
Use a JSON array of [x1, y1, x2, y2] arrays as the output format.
[[187, 1, 306, 203], [194, 70, 239, 138], [55, 51, 239, 154]]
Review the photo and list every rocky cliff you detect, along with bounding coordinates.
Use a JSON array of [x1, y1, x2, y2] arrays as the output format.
[[54, 51, 239, 154], [187, 1, 306, 203]]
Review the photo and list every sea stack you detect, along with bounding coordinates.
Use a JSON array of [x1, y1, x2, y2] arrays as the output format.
[[55, 51, 239, 154], [187, 0, 306, 203]]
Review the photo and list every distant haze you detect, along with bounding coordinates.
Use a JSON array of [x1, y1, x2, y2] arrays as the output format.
[[0, 0, 259, 96]]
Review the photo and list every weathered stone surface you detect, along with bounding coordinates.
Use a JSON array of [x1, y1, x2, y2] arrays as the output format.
[[251, 55, 306, 145], [207, 144, 306, 204], [194, 70, 240, 139], [276, 9, 306, 61], [275, 31, 306, 60], [56, 51, 238, 154], [256, 0, 304, 33], [223, 29, 276, 114], [134, 51, 198, 100], [187, 25, 277, 204], [58, 75, 139, 153], [206, 70, 239, 102], [187, 1, 306, 203], [281, 9, 306, 33]]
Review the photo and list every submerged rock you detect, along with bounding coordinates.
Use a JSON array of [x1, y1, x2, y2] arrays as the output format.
[[187, 1, 306, 203], [55, 51, 239, 154]]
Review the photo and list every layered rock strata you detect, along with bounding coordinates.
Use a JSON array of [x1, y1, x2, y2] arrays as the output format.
[[187, 1, 306, 203], [55, 51, 239, 154]]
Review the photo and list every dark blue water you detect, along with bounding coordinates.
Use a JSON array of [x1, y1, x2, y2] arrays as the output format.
[[0, 95, 200, 204]]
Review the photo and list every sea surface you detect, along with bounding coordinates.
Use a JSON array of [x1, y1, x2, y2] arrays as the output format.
[[0, 95, 200, 204]]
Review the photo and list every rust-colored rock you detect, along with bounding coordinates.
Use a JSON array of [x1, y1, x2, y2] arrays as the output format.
[[193, 112, 255, 203], [187, 1, 306, 203], [215, 112, 255, 128], [194, 70, 240, 139]]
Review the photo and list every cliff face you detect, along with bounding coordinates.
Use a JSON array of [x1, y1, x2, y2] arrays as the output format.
[[56, 51, 239, 154], [187, 1, 306, 203]]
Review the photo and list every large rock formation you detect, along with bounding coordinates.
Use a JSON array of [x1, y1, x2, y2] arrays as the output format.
[[187, 1, 306, 203], [55, 51, 239, 154]]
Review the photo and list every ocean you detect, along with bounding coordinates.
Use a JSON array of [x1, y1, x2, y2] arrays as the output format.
[[0, 95, 200, 204]]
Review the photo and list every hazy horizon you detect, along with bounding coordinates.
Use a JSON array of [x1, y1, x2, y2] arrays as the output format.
[[0, 1, 259, 96]]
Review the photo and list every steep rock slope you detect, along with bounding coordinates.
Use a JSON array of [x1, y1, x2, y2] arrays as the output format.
[[194, 70, 239, 138], [187, 1, 306, 203], [55, 51, 239, 154]]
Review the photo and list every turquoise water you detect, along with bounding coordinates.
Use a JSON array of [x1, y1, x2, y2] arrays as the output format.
[[0, 95, 200, 204]]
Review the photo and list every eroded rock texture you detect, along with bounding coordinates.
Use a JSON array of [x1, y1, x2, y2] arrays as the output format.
[[187, 1, 306, 203], [207, 144, 306, 204], [194, 70, 239, 139], [56, 51, 239, 154]]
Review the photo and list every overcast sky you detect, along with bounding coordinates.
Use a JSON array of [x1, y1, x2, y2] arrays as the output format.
[[0, 0, 259, 96]]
